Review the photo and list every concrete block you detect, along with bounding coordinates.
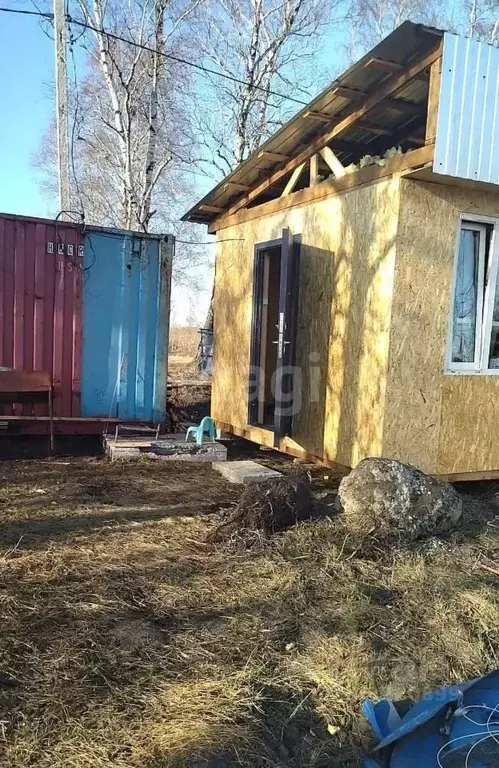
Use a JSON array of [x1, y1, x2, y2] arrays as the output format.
[[213, 460, 282, 484], [106, 435, 227, 462]]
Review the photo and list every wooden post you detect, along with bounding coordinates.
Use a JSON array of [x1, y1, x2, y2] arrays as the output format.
[[425, 58, 442, 145], [310, 154, 319, 186]]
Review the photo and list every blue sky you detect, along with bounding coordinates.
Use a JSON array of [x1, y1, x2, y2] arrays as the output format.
[[0, 5, 346, 323], [0, 9, 56, 217]]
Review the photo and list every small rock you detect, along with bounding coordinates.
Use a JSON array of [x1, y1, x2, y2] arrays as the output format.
[[336, 458, 462, 543]]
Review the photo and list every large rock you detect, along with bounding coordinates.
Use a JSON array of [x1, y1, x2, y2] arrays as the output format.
[[336, 458, 462, 542]]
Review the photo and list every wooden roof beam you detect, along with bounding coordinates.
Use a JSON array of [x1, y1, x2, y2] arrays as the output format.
[[213, 42, 442, 221], [199, 204, 224, 213], [223, 181, 250, 192], [319, 147, 346, 177], [359, 122, 393, 136], [303, 110, 334, 123], [365, 59, 430, 82], [365, 56, 403, 73], [258, 150, 289, 162], [281, 162, 306, 196], [331, 85, 366, 100]]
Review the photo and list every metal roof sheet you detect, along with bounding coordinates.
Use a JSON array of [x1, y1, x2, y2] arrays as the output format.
[[184, 21, 444, 224], [434, 32, 499, 184]]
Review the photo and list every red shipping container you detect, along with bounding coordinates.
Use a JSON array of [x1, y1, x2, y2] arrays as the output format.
[[0, 213, 83, 417]]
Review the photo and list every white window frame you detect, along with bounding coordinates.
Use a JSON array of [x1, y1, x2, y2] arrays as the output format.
[[446, 213, 499, 375]]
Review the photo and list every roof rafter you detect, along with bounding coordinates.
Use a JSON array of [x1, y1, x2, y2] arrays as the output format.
[[281, 163, 306, 196], [319, 147, 345, 177], [214, 42, 442, 222]]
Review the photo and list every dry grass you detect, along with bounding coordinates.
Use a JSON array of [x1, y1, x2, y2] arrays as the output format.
[[1, 459, 499, 767], [169, 327, 199, 358]]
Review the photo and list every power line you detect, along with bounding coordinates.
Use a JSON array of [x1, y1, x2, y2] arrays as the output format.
[[0, 5, 309, 107], [0, 5, 52, 18]]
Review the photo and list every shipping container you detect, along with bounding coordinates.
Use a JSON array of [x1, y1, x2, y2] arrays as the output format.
[[0, 212, 172, 430], [81, 228, 172, 422], [0, 214, 83, 417]]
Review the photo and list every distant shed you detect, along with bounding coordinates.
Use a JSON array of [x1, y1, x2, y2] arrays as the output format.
[[184, 22, 499, 480]]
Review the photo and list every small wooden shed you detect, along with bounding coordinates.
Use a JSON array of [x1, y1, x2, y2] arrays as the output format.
[[184, 22, 499, 481]]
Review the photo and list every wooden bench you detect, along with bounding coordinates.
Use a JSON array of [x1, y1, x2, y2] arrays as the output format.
[[0, 370, 54, 451]]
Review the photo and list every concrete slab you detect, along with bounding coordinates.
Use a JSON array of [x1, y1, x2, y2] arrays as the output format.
[[105, 433, 227, 462], [213, 460, 282, 484]]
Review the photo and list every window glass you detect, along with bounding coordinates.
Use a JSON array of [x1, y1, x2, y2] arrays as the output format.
[[451, 227, 481, 364]]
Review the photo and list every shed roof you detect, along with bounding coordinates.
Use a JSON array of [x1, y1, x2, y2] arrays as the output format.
[[183, 21, 444, 225]]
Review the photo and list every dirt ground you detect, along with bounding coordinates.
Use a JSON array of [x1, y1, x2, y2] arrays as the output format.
[[1, 455, 499, 767]]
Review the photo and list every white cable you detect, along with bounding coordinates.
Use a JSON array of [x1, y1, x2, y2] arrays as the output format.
[[486, 701, 499, 746], [436, 731, 494, 767], [465, 732, 498, 767]]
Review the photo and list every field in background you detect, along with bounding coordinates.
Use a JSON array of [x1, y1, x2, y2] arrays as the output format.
[[168, 326, 211, 424], [169, 326, 199, 358], [2, 457, 499, 766]]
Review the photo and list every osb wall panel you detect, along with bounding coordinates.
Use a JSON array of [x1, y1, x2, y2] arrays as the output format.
[[212, 178, 400, 465], [438, 377, 499, 473], [322, 179, 399, 467], [383, 178, 499, 474]]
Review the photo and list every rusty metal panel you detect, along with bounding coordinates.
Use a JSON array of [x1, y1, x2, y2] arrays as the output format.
[[0, 213, 83, 417], [434, 32, 499, 184]]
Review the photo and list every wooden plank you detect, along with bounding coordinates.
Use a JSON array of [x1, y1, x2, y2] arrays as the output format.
[[215, 420, 350, 473], [0, 370, 51, 393], [224, 181, 250, 192], [425, 57, 442, 144], [303, 110, 333, 123], [331, 85, 365, 100], [258, 150, 289, 162], [365, 57, 403, 73], [209, 144, 433, 233], [281, 162, 305, 196], [310, 154, 319, 186], [199, 204, 224, 213], [319, 146, 346, 177], [215, 43, 442, 221]]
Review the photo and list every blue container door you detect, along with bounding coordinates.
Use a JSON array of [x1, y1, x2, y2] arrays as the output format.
[[81, 231, 169, 422]]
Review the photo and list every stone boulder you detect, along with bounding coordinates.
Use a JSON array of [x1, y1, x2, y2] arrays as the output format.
[[336, 458, 462, 543]]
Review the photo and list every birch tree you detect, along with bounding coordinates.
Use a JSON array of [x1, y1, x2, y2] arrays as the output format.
[[191, 0, 344, 179], [70, 0, 201, 232], [344, 0, 499, 61], [465, 0, 499, 43]]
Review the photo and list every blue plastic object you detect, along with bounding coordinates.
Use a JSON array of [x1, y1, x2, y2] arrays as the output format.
[[362, 669, 499, 767], [185, 416, 216, 445]]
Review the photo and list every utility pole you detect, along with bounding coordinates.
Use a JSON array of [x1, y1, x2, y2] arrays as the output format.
[[54, 0, 71, 214]]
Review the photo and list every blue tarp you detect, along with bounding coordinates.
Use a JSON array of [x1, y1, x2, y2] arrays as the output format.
[[363, 669, 499, 766]]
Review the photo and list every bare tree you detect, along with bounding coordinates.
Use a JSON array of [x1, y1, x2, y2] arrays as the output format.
[[344, 0, 442, 60], [344, 0, 499, 61], [67, 0, 202, 232], [187, 0, 345, 364], [34, 0, 209, 298], [465, 0, 499, 43], [191, 0, 344, 179]]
